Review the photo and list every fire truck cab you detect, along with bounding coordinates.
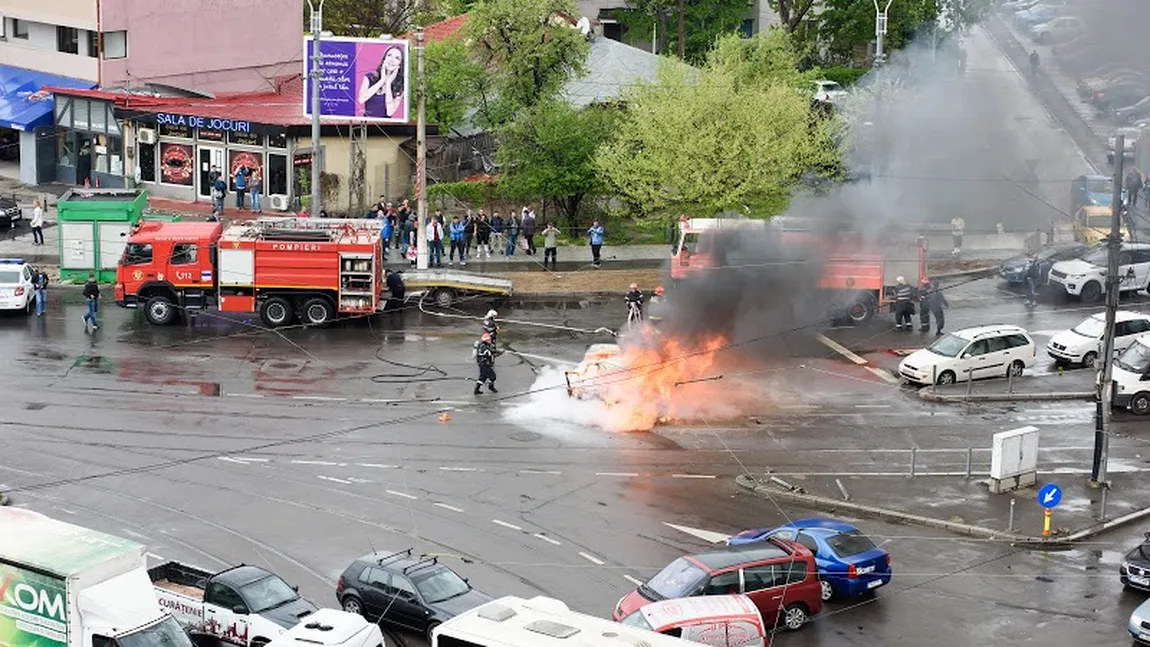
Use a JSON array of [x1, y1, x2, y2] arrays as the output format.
[[672, 217, 926, 324], [116, 218, 386, 328]]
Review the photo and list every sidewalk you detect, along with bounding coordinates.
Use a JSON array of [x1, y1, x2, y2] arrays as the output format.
[[736, 470, 1150, 544], [919, 369, 1095, 403]]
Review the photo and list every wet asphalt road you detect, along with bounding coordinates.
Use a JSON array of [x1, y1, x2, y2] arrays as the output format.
[[2, 277, 1150, 647]]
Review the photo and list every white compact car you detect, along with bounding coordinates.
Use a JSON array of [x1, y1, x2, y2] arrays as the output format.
[[1047, 311, 1150, 368], [899, 325, 1037, 386], [266, 609, 385, 647], [0, 258, 36, 313], [1047, 243, 1150, 302]]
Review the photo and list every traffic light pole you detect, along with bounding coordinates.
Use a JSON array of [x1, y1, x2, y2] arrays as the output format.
[[1091, 133, 1124, 487]]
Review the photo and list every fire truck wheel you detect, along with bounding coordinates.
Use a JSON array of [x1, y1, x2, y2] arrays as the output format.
[[260, 297, 295, 328], [301, 297, 335, 327], [846, 294, 876, 324], [144, 296, 178, 326]]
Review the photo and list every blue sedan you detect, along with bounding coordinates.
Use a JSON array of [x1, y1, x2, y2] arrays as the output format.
[[727, 517, 891, 601]]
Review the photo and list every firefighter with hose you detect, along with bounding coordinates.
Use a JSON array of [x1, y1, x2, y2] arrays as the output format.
[[625, 283, 644, 329], [473, 332, 503, 395], [482, 309, 499, 346]]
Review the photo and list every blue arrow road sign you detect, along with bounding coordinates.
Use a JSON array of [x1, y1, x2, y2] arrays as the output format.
[[1038, 483, 1062, 508]]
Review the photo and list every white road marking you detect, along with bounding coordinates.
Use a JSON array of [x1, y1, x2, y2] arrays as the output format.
[[534, 534, 562, 546], [358, 463, 400, 469], [227, 393, 265, 398], [440, 466, 480, 472], [777, 404, 819, 410], [121, 529, 149, 540], [318, 475, 352, 484], [866, 367, 901, 384], [492, 519, 523, 531], [293, 395, 348, 402], [816, 334, 868, 365], [292, 460, 339, 466], [520, 469, 563, 475], [434, 503, 464, 513], [235, 457, 270, 462], [855, 404, 891, 409], [347, 478, 372, 484], [218, 457, 253, 465], [386, 489, 419, 500], [663, 523, 732, 544], [146, 552, 165, 561], [53, 507, 76, 515], [624, 575, 644, 586], [597, 472, 639, 477], [359, 398, 403, 403], [579, 552, 605, 565], [672, 474, 717, 479]]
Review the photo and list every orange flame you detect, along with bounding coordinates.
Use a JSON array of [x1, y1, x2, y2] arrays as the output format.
[[595, 328, 729, 432]]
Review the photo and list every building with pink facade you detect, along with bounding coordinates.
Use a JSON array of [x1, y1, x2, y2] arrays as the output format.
[[0, 0, 303, 184]]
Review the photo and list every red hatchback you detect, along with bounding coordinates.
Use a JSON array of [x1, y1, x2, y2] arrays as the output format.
[[613, 540, 823, 632]]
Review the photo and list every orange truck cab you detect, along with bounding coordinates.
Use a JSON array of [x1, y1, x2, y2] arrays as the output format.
[[672, 216, 926, 324], [116, 218, 385, 327]]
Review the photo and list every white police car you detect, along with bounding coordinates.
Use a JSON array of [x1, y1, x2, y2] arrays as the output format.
[[0, 259, 36, 314]]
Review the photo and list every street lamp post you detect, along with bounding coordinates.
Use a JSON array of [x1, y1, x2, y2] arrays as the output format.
[[873, 0, 894, 65], [307, 0, 325, 217]]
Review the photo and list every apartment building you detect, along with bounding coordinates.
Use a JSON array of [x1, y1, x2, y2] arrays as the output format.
[[0, 0, 303, 185]]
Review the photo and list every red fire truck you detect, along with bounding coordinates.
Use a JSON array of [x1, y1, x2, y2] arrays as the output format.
[[115, 219, 388, 327], [672, 216, 927, 324]]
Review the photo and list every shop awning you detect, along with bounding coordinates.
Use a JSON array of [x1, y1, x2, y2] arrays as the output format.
[[0, 64, 95, 131]]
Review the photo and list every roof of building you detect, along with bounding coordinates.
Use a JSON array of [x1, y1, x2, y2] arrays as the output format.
[[561, 36, 663, 108], [418, 13, 470, 43], [0, 64, 95, 131], [49, 75, 421, 129]]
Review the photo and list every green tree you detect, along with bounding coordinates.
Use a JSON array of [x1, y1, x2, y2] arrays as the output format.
[[617, 0, 748, 64], [596, 33, 839, 217], [497, 102, 617, 235], [817, 0, 939, 63], [424, 38, 485, 132], [466, 0, 591, 128], [317, 0, 420, 38]]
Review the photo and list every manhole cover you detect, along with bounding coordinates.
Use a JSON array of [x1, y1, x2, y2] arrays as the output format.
[[508, 431, 541, 442]]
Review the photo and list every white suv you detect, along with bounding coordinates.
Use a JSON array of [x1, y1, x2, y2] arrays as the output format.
[[898, 325, 1037, 385], [0, 259, 35, 314], [1047, 310, 1150, 368], [1047, 243, 1150, 302]]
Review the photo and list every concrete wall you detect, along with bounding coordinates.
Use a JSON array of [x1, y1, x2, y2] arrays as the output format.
[[2, 0, 96, 30], [0, 17, 99, 81], [99, 0, 305, 94], [321, 134, 413, 211], [19, 131, 37, 184]]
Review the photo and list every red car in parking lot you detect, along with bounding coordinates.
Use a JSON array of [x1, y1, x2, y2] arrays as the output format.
[[612, 540, 823, 632]]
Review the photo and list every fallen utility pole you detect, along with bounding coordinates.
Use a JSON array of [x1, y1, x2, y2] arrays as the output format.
[[1091, 133, 1124, 487]]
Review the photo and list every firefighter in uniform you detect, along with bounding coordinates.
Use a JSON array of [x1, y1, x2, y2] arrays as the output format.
[[474, 332, 502, 395], [648, 286, 666, 324], [482, 309, 499, 346], [918, 277, 933, 332], [893, 276, 914, 331]]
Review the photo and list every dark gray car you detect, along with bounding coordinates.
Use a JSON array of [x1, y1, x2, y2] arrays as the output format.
[[336, 550, 492, 640]]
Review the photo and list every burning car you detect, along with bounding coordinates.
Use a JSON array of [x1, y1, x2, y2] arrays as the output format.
[[564, 344, 625, 404]]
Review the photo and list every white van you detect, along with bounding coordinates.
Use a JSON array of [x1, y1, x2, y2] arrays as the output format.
[[1113, 334, 1150, 414], [432, 596, 699, 647], [266, 609, 385, 647], [898, 325, 1037, 386]]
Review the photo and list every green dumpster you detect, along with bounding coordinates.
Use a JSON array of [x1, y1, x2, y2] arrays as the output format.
[[56, 188, 161, 283]]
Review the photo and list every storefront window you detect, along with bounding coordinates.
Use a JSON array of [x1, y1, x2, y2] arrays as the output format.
[[229, 131, 263, 146], [139, 142, 156, 183], [73, 99, 90, 131], [268, 154, 288, 195], [159, 123, 192, 139], [93, 135, 108, 173], [57, 131, 75, 167], [54, 99, 71, 128], [268, 131, 287, 149], [90, 102, 107, 133]]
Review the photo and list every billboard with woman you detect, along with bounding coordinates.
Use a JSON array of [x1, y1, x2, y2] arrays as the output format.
[[304, 36, 410, 123]]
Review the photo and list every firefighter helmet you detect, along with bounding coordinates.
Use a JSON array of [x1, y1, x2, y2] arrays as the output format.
[[629, 283, 638, 290], [896, 276, 906, 285], [655, 286, 665, 296], [486, 309, 498, 319]]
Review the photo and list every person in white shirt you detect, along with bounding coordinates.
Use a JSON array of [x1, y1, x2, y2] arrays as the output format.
[[950, 216, 965, 256], [425, 213, 445, 267], [30, 199, 44, 246]]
